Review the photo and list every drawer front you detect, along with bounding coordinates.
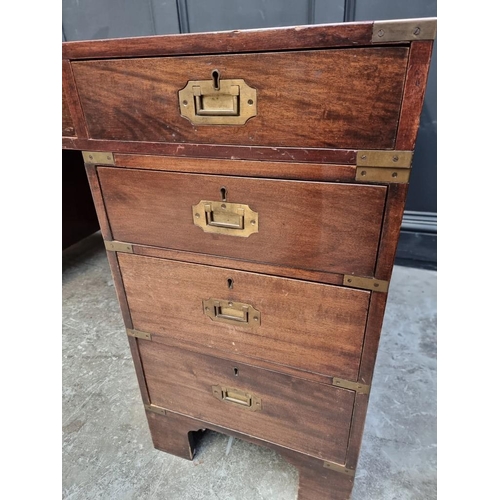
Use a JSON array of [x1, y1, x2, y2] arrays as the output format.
[[99, 168, 387, 277], [119, 254, 369, 381], [72, 47, 408, 149], [139, 341, 355, 463]]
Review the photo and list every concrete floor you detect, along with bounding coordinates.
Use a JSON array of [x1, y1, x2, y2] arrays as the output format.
[[62, 234, 436, 500]]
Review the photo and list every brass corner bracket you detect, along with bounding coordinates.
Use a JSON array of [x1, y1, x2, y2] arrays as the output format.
[[323, 461, 356, 477], [144, 404, 167, 416], [331, 377, 370, 395], [356, 150, 413, 184], [82, 151, 115, 165], [343, 275, 389, 293], [372, 18, 437, 43], [104, 240, 134, 254], [126, 328, 152, 341]]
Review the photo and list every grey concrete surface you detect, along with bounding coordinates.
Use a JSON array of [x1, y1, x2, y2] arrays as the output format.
[[62, 234, 436, 499]]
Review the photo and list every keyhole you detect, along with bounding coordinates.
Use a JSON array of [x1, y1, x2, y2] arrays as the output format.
[[220, 186, 227, 201], [212, 69, 220, 90], [227, 278, 234, 289], [233, 367, 239, 376]]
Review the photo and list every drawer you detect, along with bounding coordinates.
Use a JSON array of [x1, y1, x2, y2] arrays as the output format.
[[71, 47, 408, 149], [119, 254, 369, 381], [139, 341, 355, 464], [99, 168, 387, 277]]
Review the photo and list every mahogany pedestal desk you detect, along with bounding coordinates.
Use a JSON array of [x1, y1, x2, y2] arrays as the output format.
[[62, 18, 436, 499]]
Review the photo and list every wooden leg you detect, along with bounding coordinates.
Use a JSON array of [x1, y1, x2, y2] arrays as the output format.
[[145, 410, 204, 461], [146, 409, 355, 499], [292, 458, 354, 500]]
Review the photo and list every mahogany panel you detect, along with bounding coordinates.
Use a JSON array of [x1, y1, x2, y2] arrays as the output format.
[[114, 154, 357, 182], [98, 168, 387, 277], [72, 48, 408, 149], [63, 22, 374, 60], [139, 340, 355, 464], [120, 254, 370, 380], [62, 87, 75, 137]]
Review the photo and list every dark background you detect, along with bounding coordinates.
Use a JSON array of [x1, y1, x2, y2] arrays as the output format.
[[62, 0, 437, 269]]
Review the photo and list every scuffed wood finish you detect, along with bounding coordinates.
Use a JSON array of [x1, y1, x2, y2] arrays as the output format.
[[396, 41, 434, 150], [141, 331, 332, 386], [147, 409, 355, 499], [62, 87, 75, 137], [72, 48, 408, 149], [114, 154, 357, 182], [132, 245, 345, 287], [120, 254, 369, 381], [375, 183, 409, 281], [62, 60, 88, 139], [63, 137, 357, 164], [139, 340, 355, 464], [63, 22, 373, 60], [98, 168, 387, 277]]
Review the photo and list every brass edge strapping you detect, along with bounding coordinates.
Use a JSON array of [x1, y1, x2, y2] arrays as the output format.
[[323, 461, 356, 476], [372, 18, 437, 42], [82, 151, 115, 165], [126, 329, 152, 341], [343, 275, 389, 293], [104, 240, 134, 254], [332, 377, 370, 395]]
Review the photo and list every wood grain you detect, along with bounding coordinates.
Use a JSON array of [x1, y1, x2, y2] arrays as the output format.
[[72, 48, 408, 149], [63, 137, 357, 164], [63, 22, 374, 60], [83, 164, 112, 240], [139, 340, 355, 464], [396, 41, 434, 150], [62, 60, 88, 139], [114, 154, 357, 182], [120, 254, 369, 380], [62, 86, 75, 137], [375, 183, 409, 281], [132, 245, 345, 287], [147, 409, 355, 499], [98, 168, 387, 277], [142, 332, 332, 386]]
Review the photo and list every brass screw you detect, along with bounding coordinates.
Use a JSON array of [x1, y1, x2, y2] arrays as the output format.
[[392, 172, 398, 178], [253, 316, 259, 322], [361, 171, 367, 176], [182, 100, 188, 106], [107, 156, 112, 161], [205, 307, 210, 312], [414, 27, 421, 35], [378, 29, 385, 37], [89, 155, 93, 160], [361, 155, 367, 160], [221, 204, 226, 209], [393, 156, 399, 162], [348, 278, 352, 283], [248, 99, 254, 105], [195, 213, 200, 219], [374, 283, 379, 288], [228, 302, 233, 307], [251, 220, 256, 225]]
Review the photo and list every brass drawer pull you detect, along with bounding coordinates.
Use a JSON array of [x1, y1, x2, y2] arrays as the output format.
[[212, 385, 262, 411], [203, 298, 261, 327], [179, 70, 257, 125], [192, 200, 258, 237]]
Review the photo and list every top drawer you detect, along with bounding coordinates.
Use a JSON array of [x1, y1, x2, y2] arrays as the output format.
[[71, 47, 408, 149]]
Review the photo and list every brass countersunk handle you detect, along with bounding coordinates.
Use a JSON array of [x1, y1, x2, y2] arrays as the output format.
[[192, 200, 258, 237], [203, 298, 261, 327], [212, 385, 262, 411]]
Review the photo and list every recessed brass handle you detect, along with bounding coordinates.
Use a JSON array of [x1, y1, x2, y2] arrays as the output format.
[[212, 385, 262, 412], [203, 298, 261, 327], [192, 200, 258, 237], [178, 70, 257, 125]]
